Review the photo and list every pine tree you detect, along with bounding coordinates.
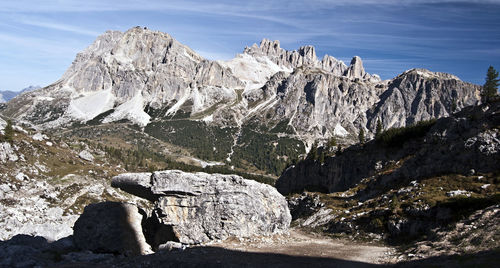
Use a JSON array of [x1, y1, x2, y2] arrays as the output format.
[[326, 137, 337, 154], [319, 150, 325, 163], [327, 136, 337, 148], [358, 128, 365, 144], [375, 119, 382, 138], [3, 120, 14, 143], [307, 141, 318, 160], [482, 66, 499, 103]]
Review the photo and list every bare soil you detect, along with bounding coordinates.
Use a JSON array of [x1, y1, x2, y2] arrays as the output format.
[[208, 228, 395, 265]]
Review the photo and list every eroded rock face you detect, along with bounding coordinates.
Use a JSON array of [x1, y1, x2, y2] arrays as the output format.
[[3, 27, 480, 147], [73, 202, 152, 256], [4, 27, 243, 127], [112, 170, 291, 244], [276, 101, 500, 195]]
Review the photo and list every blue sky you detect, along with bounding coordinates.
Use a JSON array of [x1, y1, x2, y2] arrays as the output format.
[[0, 0, 499, 91]]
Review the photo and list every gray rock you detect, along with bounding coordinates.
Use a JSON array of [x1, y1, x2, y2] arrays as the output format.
[[73, 201, 153, 256], [0, 117, 5, 131], [0, 142, 18, 162], [288, 192, 324, 220], [111, 172, 156, 201], [158, 241, 185, 251], [112, 170, 291, 244], [78, 150, 94, 162], [344, 56, 366, 79], [3, 27, 243, 128]]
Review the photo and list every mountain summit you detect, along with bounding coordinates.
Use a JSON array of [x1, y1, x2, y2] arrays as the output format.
[[1, 27, 481, 175]]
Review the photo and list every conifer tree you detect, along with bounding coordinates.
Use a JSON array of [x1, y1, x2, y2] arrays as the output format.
[[3, 120, 14, 143], [375, 119, 382, 138], [482, 66, 499, 103], [307, 141, 318, 160], [358, 128, 365, 144]]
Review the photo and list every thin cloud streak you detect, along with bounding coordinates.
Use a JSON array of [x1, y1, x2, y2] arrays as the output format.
[[17, 19, 101, 37]]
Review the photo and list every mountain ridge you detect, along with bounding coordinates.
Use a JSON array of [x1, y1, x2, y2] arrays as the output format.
[[0, 86, 40, 103], [1, 26, 481, 175]]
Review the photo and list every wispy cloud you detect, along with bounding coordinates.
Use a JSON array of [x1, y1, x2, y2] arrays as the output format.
[[0, 0, 498, 89], [0, 32, 85, 58], [2, 0, 499, 13], [17, 19, 101, 36]]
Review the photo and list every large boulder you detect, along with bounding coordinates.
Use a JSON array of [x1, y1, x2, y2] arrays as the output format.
[[73, 202, 152, 256], [112, 170, 291, 245]]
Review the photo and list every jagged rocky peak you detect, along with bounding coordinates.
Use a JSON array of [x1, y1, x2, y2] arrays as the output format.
[[321, 55, 348, 76], [344, 56, 365, 79], [343, 56, 381, 82], [244, 38, 378, 82], [297, 45, 317, 65]]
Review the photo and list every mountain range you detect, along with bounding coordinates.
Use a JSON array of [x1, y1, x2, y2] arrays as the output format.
[[0, 26, 481, 175], [0, 86, 40, 103]]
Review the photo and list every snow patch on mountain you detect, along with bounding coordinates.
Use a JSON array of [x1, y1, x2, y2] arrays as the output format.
[[103, 91, 150, 126], [165, 89, 191, 116], [220, 54, 291, 92], [66, 88, 116, 122], [333, 124, 349, 137], [190, 157, 224, 168]]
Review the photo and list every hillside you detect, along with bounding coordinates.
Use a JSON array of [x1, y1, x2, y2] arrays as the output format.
[[277, 100, 499, 261]]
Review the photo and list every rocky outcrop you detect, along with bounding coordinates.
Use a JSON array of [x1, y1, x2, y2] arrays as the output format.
[[367, 69, 481, 131], [112, 170, 291, 245], [403, 205, 500, 260], [0, 117, 5, 131], [276, 101, 500, 195], [73, 202, 153, 256], [0, 142, 18, 163], [78, 150, 94, 162]]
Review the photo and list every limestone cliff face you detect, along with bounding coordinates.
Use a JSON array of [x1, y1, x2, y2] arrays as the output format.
[[4, 27, 243, 127], [367, 69, 481, 132], [276, 101, 500, 195], [3, 27, 481, 147]]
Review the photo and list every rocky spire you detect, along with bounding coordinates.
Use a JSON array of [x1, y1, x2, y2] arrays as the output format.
[[244, 40, 378, 81], [321, 55, 347, 76], [344, 56, 366, 79]]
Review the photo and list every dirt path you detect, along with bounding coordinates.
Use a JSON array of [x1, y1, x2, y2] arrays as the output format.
[[206, 228, 396, 265], [108, 228, 397, 267]]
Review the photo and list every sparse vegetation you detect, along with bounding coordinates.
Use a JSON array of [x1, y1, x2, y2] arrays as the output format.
[[232, 122, 304, 176], [145, 119, 235, 161], [376, 119, 437, 147], [0, 119, 14, 143]]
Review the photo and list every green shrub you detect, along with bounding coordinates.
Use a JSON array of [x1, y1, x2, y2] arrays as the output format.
[[0, 119, 14, 143]]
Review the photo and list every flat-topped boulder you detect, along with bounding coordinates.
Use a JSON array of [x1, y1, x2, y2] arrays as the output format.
[[112, 170, 291, 245]]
